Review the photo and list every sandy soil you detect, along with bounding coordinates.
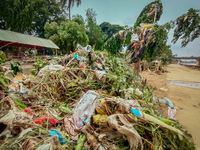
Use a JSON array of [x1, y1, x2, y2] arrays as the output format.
[[141, 64, 200, 149]]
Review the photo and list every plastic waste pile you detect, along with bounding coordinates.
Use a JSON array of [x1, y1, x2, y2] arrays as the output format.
[[0, 45, 196, 150]]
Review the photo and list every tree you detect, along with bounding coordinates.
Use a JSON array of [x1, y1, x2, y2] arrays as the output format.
[[61, 0, 81, 21], [0, 0, 66, 37], [72, 14, 84, 24], [143, 25, 172, 64], [134, 0, 163, 31], [100, 22, 124, 41], [171, 8, 200, 47], [85, 8, 106, 49], [72, 14, 84, 25], [44, 21, 88, 53], [0, 0, 41, 32], [32, 0, 67, 38], [0, 0, 67, 57]]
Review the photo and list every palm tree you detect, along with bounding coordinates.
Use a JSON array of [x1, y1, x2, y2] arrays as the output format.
[[61, 0, 81, 21]]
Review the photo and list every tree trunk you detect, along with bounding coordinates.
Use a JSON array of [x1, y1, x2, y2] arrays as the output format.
[[134, 60, 141, 74], [69, 7, 71, 21], [18, 47, 21, 59]]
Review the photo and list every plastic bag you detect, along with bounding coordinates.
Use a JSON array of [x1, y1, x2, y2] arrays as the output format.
[[64, 116, 80, 140], [94, 63, 103, 70], [0, 97, 33, 128], [168, 107, 177, 119], [119, 30, 127, 40], [73, 90, 99, 129], [93, 114, 108, 127], [36, 143, 53, 150], [108, 114, 143, 149], [131, 33, 139, 43], [37, 65, 64, 76], [84, 45, 92, 52], [93, 70, 107, 80]]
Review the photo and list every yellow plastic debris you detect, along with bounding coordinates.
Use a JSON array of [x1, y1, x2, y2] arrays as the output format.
[[142, 25, 151, 29], [93, 114, 108, 127], [100, 98, 105, 106], [95, 99, 107, 115], [95, 107, 106, 115], [135, 117, 138, 121]]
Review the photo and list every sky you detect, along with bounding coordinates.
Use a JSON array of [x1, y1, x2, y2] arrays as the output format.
[[71, 0, 200, 57]]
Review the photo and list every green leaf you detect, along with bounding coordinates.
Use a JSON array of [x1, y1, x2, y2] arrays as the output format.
[[13, 99, 27, 110], [60, 106, 72, 114], [67, 79, 79, 88], [40, 128, 48, 134], [54, 105, 60, 108]]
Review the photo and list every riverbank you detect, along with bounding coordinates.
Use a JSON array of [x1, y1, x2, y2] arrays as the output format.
[[142, 64, 200, 149]]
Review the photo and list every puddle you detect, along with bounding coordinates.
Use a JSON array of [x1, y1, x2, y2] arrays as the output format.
[[167, 80, 200, 89]]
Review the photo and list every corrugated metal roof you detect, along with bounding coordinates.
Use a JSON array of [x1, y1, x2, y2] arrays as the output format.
[[0, 29, 59, 49]]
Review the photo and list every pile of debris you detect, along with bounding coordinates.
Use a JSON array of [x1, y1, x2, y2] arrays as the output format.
[[0, 45, 195, 150]]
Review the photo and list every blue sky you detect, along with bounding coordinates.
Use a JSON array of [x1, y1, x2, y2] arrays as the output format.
[[71, 0, 200, 57]]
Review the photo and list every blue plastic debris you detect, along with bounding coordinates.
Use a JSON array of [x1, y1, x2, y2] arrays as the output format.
[[163, 97, 174, 108], [83, 117, 87, 125], [74, 54, 78, 60], [153, 95, 174, 108], [131, 108, 142, 118], [48, 130, 67, 145]]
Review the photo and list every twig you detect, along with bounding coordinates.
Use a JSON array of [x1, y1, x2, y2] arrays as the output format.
[[66, 57, 75, 67], [68, 71, 79, 79]]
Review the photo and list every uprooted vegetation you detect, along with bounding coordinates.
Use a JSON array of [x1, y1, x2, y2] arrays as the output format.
[[0, 45, 195, 150]]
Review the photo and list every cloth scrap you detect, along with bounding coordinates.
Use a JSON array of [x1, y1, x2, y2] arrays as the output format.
[[48, 130, 66, 145]]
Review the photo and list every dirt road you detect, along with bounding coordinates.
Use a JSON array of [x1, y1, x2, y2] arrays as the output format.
[[142, 64, 200, 149]]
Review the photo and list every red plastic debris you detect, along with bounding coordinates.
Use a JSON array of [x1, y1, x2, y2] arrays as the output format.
[[33, 117, 58, 124], [61, 61, 65, 66], [22, 108, 33, 115]]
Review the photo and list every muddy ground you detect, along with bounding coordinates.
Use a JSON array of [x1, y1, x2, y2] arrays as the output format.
[[142, 64, 200, 149]]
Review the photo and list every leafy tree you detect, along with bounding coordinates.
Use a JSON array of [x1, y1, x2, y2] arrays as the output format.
[[44, 21, 88, 53], [85, 8, 106, 49], [171, 8, 200, 47], [0, 0, 66, 37], [60, 0, 81, 21], [0, 0, 41, 32], [99, 22, 111, 33], [102, 34, 122, 55], [100, 22, 124, 40], [134, 0, 163, 31], [72, 14, 84, 24], [32, 0, 67, 38], [72, 15, 84, 25], [143, 25, 172, 64]]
